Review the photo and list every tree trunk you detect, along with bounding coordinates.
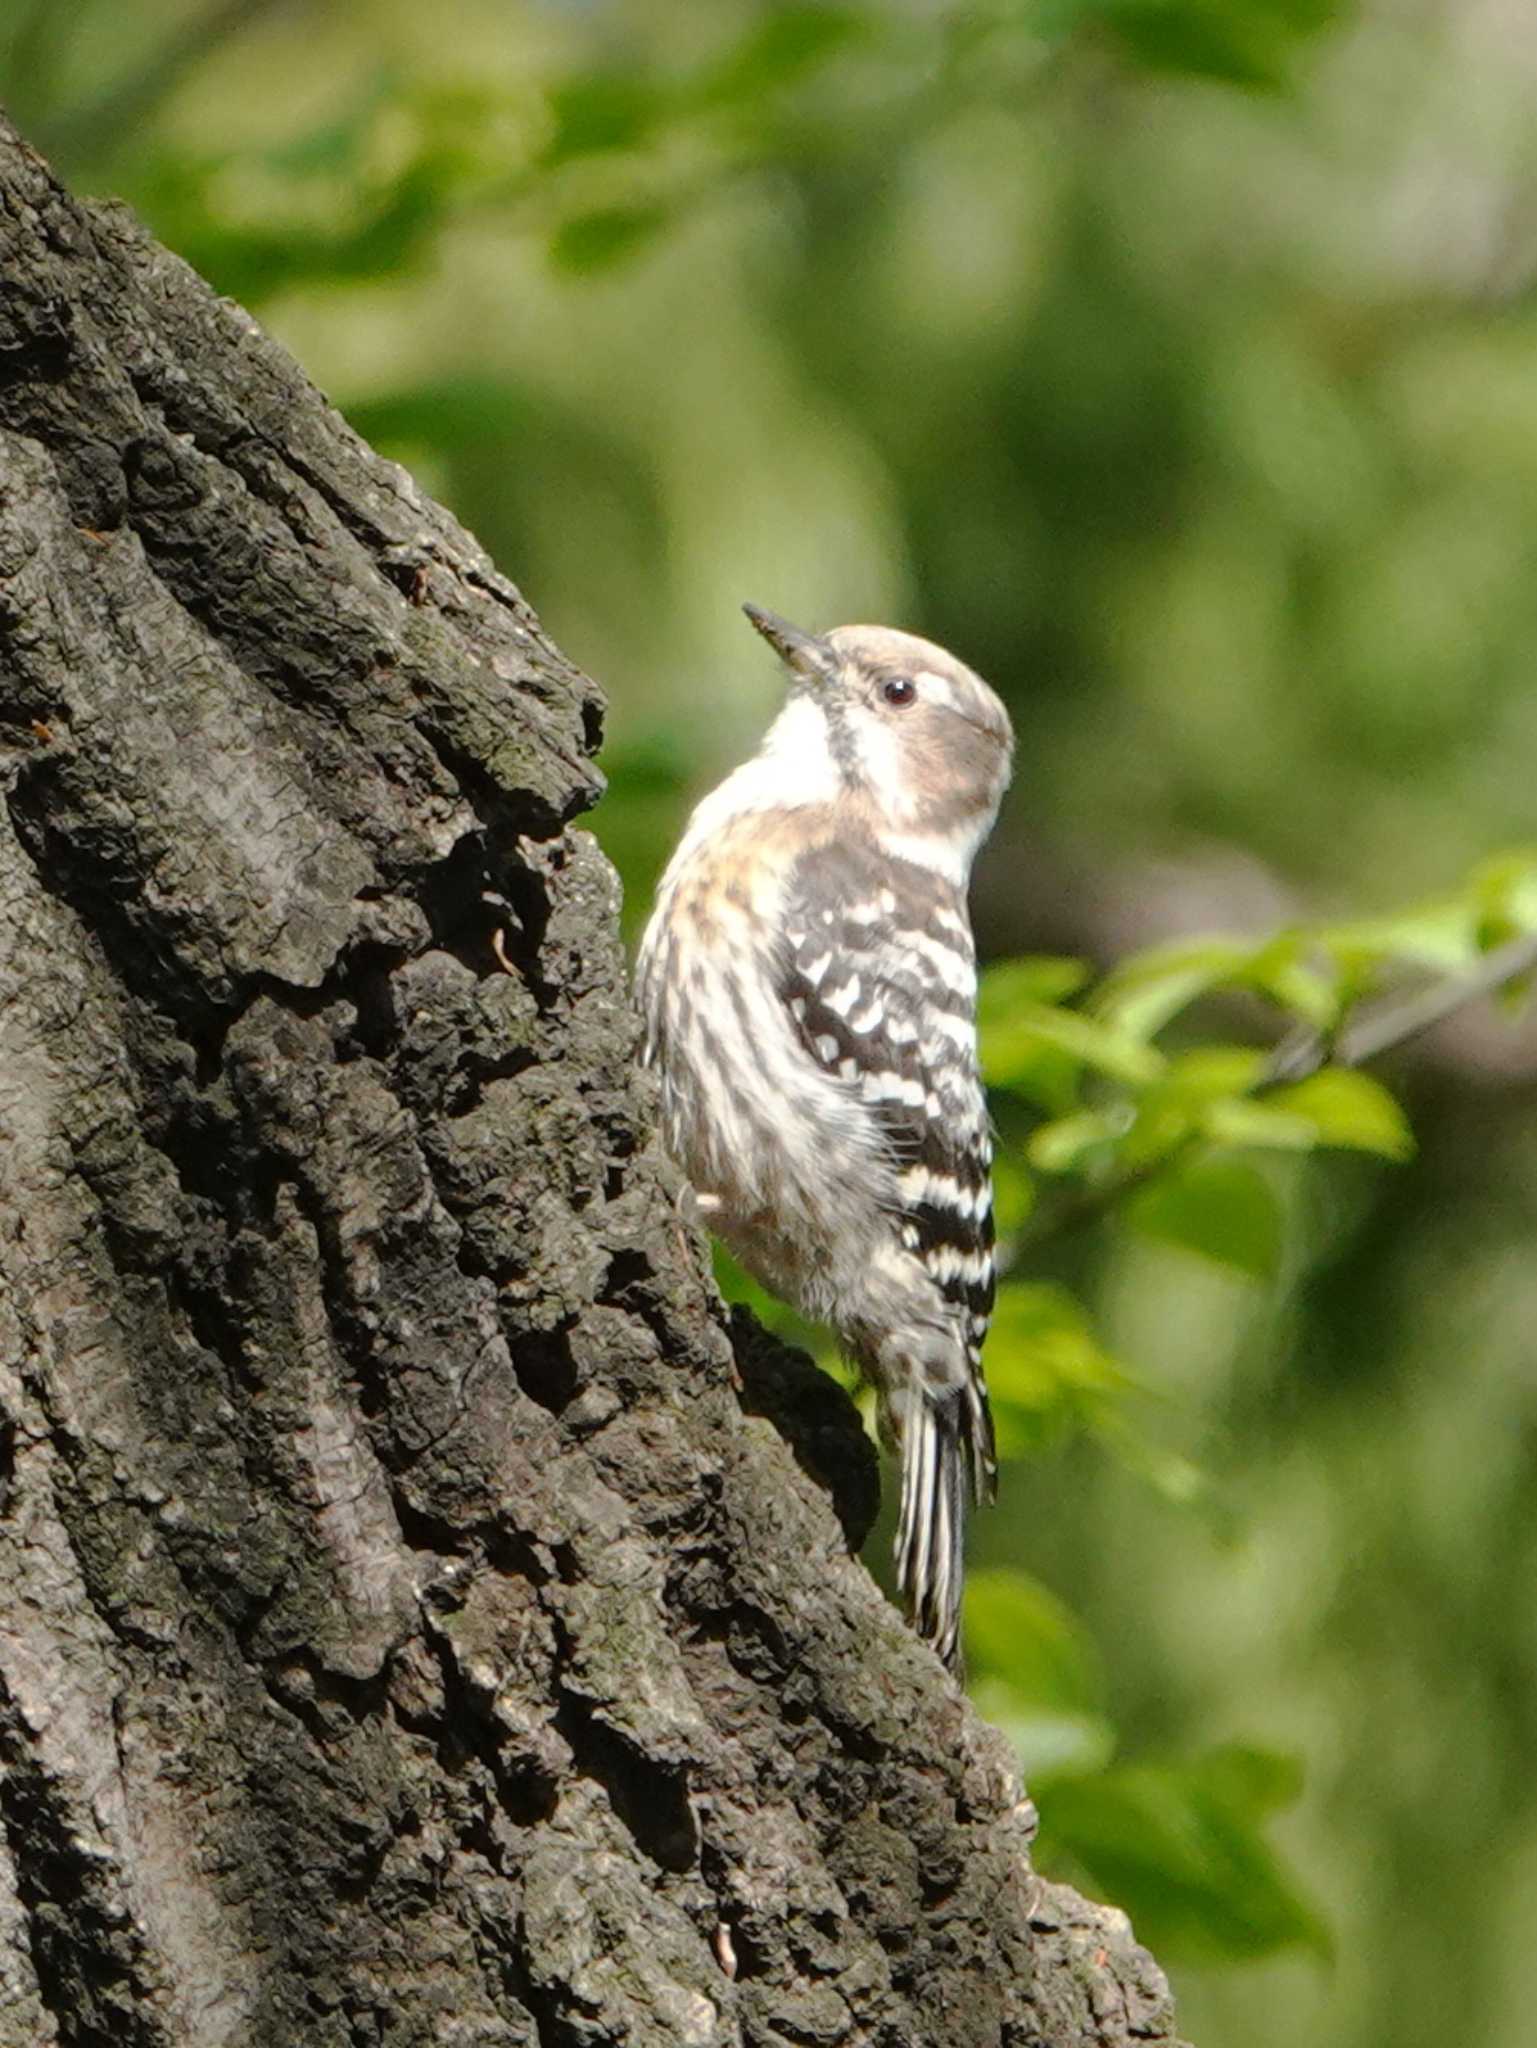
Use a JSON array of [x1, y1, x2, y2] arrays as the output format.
[[0, 114, 1185, 2048]]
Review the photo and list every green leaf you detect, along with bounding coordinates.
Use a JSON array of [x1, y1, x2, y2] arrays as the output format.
[[1271, 1068, 1415, 1161], [1242, 934, 1341, 1030], [1092, 938, 1251, 1041], [966, 1568, 1114, 1780], [979, 956, 1093, 1016], [985, 1039, 1083, 1118], [549, 204, 672, 273], [1099, 0, 1343, 91], [1128, 1158, 1282, 1278], [984, 1000, 1165, 1091], [969, 1690, 1117, 1780], [985, 1283, 1133, 1454], [345, 376, 535, 454], [1036, 1744, 1333, 1964], [1321, 900, 1480, 977], [543, 73, 665, 165], [1095, 933, 1341, 1041], [1160, 1046, 1272, 1102], [1470, 848, 1537, 936], [1027, 1109, 1129, 1175], [1110, 1046, 1268, 1169], [1204, 1098, 1320, 1150], [990, 1151, 1037, 1239], [696, 5, 871, 108], [965, 1568, 1106, 1710]]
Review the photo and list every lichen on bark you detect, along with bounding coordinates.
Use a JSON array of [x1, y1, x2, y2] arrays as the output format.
[[0, 116, 1186, 2047]]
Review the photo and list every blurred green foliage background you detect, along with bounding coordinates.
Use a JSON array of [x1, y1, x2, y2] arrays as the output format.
[[12, 1, 1537, 2039]]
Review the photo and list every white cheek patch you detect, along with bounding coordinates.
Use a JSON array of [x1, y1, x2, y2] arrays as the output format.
[[847, 706, 912, 823], [764, 692, 842, 784], [916, 668, 961, 714]]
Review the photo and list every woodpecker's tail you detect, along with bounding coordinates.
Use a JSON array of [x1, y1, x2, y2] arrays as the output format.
[[893, 1378, 994, 1672]]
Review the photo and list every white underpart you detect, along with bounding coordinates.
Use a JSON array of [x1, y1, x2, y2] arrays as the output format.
[[878, 822, 991, 888]]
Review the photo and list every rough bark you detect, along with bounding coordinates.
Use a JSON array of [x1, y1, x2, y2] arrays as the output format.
[[0, 114, 1185, 2048]]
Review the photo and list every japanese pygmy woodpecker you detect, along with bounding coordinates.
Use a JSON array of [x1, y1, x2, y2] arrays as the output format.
[[637, 605, 1013, 1669]]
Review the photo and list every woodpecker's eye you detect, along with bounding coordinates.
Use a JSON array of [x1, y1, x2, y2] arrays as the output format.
[[882, 676, 917, 708]]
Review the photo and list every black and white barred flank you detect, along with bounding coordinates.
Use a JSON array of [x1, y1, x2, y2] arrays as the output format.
[[638, 611, 1013, 1671], [779, 839, 997, 1664]]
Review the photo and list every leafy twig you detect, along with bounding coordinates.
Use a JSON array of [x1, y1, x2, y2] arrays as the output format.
[[1011, 926, 1537, 1260], [1264, 925, 1537, 1082]]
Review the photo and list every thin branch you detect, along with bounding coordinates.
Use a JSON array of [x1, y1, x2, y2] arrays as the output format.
[[1265, 924, 1537, 1082], [1009, 926, 1537, 1262]]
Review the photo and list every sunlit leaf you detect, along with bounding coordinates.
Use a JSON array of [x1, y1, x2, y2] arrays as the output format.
[[1242, 934, 1340, 1029], [1270, 1068, 1414, 1160], [1470, 848, 1537, 936], [1036, 1744, 1332, 1964], [261, 71, 399, 175], [1095, 932, 1340, 1040], [1112, 1046, 1268, 1168], [1092, 937, 1250, 1041], [980, 956, 1094, 1015], [985, 1000, 1165, 1090], [1204, 1098, 1320, 1150], [1027, 1108, 1129, 1174], [1128, 1158, 1283, 1278], [1160, 1046, 1272, 1101], [1321, 899, 1480, 976]]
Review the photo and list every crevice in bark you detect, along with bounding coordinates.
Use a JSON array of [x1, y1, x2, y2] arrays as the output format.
[[555, 1697, 701, 1876]]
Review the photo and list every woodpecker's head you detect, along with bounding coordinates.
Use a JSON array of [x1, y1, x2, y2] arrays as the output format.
[[743, 604, 1013, 871]]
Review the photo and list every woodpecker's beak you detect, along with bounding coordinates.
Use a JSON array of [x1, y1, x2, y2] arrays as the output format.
[[742, 604, 836, 688]]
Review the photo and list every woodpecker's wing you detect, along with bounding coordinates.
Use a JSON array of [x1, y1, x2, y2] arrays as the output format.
[[777, 839, 997, 1480]]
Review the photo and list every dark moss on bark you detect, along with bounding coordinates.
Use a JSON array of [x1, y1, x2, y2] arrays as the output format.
[[0, 115, 1187, 2048]]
